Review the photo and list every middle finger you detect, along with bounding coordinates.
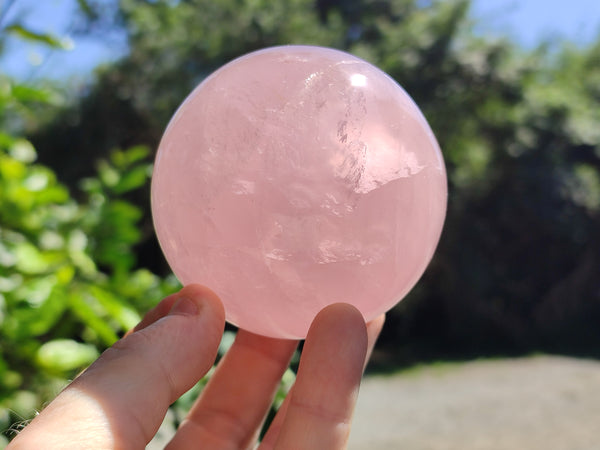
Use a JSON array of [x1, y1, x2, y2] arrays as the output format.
[[167, 329, 297, 449]]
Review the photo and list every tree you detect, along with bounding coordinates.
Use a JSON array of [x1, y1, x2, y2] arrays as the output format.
[[12, 0, 600, 373]]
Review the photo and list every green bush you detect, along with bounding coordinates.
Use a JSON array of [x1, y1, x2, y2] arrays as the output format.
[[0, 133, 181, 439], [0, 75, 182, 440]]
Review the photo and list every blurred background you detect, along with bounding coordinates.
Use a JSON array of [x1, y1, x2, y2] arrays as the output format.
[[1, 0, 599, 447]]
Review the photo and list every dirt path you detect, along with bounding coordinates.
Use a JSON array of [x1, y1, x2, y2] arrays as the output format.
[[349, 355, 600, 450]]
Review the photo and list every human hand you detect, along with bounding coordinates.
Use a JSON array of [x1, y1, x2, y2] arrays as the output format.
[[8, 284, 384, 449]]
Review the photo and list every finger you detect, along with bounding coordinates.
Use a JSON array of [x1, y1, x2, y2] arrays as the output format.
[[266, 303, 368, 450], [167, 330, 297, 449], [126, 291, 181, 336], [364, 314, 385, 369], [9, 285, 225, 450], [259, 386, 292, 449], [260, 312, 383, 449]]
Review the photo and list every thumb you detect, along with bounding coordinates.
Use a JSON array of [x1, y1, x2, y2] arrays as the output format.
[[9, 285, 225, 450]]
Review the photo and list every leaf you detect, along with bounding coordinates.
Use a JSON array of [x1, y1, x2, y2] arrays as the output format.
[[14, 274, 56, 307], [36, 339, 99, 372], [7, 284, 69, 338], [4, 24, 67, 49], [35, 184, 69, 205], [11, 84, 59, 104], [3, 390, 39, 418], [56, 265, 75, 284], [1, 370, 22, 390], [126, 269, 160, 293], [90, 286, 141, 330], [23, 170, 50, 192], [0, 155, 26, 180], [76, 0, 99, 20], [112, 163, 151, 194], [98, 160, 120, 188], [218, 330, 237, 356], [0, 242, 18, 268], [273, 367, 296, 409], [68, 230, 97, 276], [8, 139, 37, 163], [14, 242, 52, 274], [110, 146, 150, 169], [0, 132, 16, 150], [69, 291, 119, 346]]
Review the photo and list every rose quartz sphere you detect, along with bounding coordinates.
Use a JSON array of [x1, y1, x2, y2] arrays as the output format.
[[152, 45, 447, 338]]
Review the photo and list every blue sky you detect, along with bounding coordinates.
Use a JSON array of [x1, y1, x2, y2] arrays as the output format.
[[1, 0, 599, 81], [470, 0, 600, 45]]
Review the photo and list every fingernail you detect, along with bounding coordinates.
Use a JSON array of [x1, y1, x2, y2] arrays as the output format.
[[169, 297, 199, 316]]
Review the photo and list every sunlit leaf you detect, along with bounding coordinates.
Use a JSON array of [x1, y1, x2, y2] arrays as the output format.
[[274, 367, 296, 409], [8, 139, 37, 163], [69, 292, 119, 346], [0, 242, 18, 268], [39, 231, 65, 250], [14, 274, 56, 307], [112, 164, 151, 193], [14, 242, 51, 274], [0, 274, 22, 292], [110, 146, 150, 169], [218, 330, 236, 356], [121, 269, 160, 295], [0, 156, 26, 180], [1, 370, 22, 390], [90, 286, 140, 330], [70, 250, 97, 276], [56, 265, 75, 285], [36, 339, 99, 372], [11, 84, 60, 104], [23, 171, 50, 192], [3, 390, 38, 419], [98, 160, 120, 187], [0, 132, 16, 150], [67, 230, 97, 275], [8, 285, 69, 338]]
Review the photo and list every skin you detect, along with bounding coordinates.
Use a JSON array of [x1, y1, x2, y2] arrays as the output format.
[[8, 284, 385, 450]]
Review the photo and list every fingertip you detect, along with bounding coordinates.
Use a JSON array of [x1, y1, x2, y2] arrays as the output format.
[[302, 303, 369, 387], [368, 313, 386, 329], [365, 314, 385, 370], [366, 313, 385, 347], [131, 284, 226, 334], [131, 292, 179, 334], [179, 283, 226, 323], [309, 303, 368, 355], [273, 303, 369, 449], [315, 302, 366, 323]]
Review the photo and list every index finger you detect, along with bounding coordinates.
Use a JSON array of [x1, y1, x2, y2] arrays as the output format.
[[9, 285, 225, 450]]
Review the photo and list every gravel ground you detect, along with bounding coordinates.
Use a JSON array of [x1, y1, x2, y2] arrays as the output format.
[[349, 355, 600, 450]]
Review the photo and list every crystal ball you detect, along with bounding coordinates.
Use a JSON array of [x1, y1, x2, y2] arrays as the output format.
[[151, 45, 447, 338]]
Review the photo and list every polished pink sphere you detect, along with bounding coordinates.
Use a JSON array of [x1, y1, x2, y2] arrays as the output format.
[[152, 45, 447, 338]]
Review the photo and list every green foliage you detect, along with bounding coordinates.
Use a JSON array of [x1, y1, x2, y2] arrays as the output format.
[[36, 339, 99, 373], [0, 141, 180, 437], [0, 77, 180, 438]]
